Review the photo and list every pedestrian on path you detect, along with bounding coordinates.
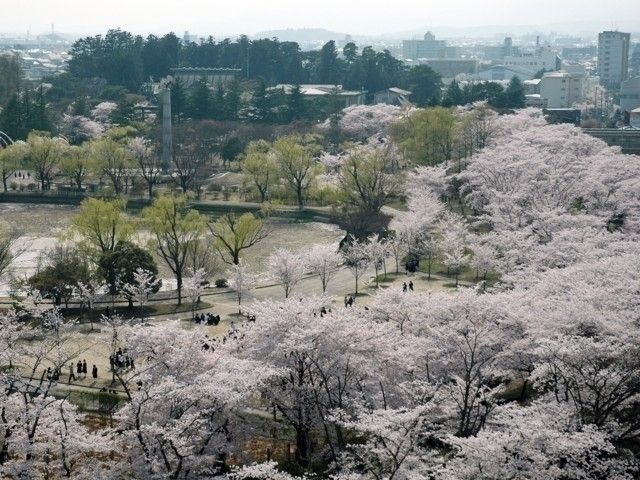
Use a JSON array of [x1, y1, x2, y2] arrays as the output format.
[[409, 281, 414, 291], [68, 364, 76, 383], [92, 365, 98, 379]]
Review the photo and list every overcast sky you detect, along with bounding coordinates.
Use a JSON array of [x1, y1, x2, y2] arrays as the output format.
[[1, 0, 639, 37]]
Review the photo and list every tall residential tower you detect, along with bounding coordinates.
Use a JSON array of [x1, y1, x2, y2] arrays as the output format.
[[598, 31, 631, 89]]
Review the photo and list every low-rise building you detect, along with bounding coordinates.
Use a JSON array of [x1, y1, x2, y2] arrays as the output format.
[[374, 87, 411, 106], [473, 64, 535, 81], [420, 59, 478, 80], [630, 108, 640, 128], [524, 78, 541, 94], [170, 67, 241, 88], [503, 46, 561, 74], [271, 84, 367, 108], [540, 71, 585, 108], [525, 94, 546, 108], [620, 77, 640, 114]]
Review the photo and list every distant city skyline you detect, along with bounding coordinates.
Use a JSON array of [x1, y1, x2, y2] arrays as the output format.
[[1, 0, 639, 38]]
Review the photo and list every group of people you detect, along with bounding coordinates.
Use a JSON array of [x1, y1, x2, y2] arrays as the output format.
[[194, 313, 221, 326], [343, 296, 356, 308], [47, 360, 99, 384], [402, 281, 415, 293], [110, 348, 134, 372], [45, 367, 60, 381]]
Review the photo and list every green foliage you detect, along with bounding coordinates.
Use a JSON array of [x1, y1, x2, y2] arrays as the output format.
[[0, 87, 52, 141], [142, 195, 207, 304], [26, 133, 66, 190], [0, 141, 28, 192], [97, 241, 160, 297], [241, 141, 279, 202], [273, 136, 323, 209], [71, 197, 134, 259], [68, 29, 144, 91], [210, 212, 267, 265], [0, 54, 22, 108], [339, 147, 400, 214], [400, 65, 443, 107], [188, 78, 212, 119], [502, 76, 526, 109], [392, 107, 459, 166], [28, 245, 91, 307]]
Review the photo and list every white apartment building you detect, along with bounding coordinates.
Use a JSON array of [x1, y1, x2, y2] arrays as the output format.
[[540, 71, 584, 108], [598, 31, 630, 89], [503, 46, 561, 74]]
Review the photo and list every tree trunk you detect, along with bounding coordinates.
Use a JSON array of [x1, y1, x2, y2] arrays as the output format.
[[176, 275, 183, 305], [296, 184, 303, 210], [354, 267, 359, 295], [148, 181, 153, 199]]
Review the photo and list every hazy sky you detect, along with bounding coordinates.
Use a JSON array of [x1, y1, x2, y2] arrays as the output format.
[[1, 0, 639, 36]]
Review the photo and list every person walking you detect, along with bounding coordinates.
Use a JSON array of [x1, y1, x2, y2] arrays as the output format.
[[76, 360, 82, 376], [409, 281, 414, 291], [402, 282, 407, 293], [82, 360, 87, 377], [92, 364, 98, 379], [68, 364, 76, 383]]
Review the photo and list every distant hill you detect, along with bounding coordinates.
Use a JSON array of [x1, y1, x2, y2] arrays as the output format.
[[253, 28, 349, 44]]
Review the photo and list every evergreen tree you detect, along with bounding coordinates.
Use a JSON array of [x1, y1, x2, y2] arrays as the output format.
[[73, 95, 90, 116], [112, 96, 136, 125], [401, 65, 443, 107], [315, 40, 341, 84], [503, 76, 526, 109], [212, 83, 225, 120], [443, 80, 464, 107], [170, 77, 187, 121], [224, 78, 241, 121], [32, 86, 51, 132], [188, 77, 211, 119], [252, 79, 270, 122], [287, 84, 305, 122], [0, 93, 22, 140]]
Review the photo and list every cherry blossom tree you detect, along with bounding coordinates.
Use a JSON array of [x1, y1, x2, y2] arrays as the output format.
[[0, 305, 109, 478], [439, 213, 469, 287], [365, 234, 388, 287], [341, 236, 370, 295], [113, 321, 275, 479], [237, 297, 405, 469], [228, 261, 256, 314], [59, 114, 104, 145], [128, 136, 161, 197], [267, 248, 306, 298], [447, 401, 634, 480], [122, 267, 161, 322], [90, 101, 117, 125], [184, 267, 207, 320], [320, 104, 402, 142], [306, 243, 342, 293]]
